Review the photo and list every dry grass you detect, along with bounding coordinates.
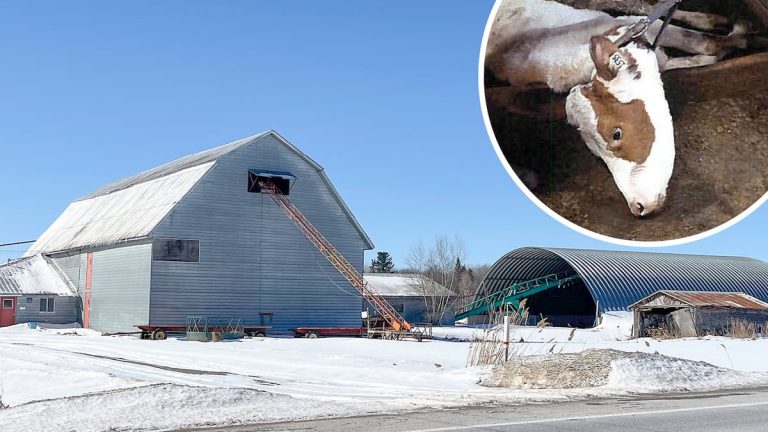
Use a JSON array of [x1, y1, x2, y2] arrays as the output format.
[[466, 326, 507, 367], [727, 319, 758, 339], [467, 300, 551, 367], [646, 325, 678, 340]]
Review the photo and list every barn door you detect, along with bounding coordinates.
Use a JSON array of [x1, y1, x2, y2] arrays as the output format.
[[83, 252, 93, 328], [0, 297, 16, 327]]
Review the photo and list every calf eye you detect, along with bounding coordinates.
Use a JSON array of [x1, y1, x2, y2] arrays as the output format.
[[612, 127, 623, 141]]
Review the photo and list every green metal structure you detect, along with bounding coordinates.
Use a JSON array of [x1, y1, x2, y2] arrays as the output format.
[[455, 272, 580, 320], [185, 316, 246, 341]]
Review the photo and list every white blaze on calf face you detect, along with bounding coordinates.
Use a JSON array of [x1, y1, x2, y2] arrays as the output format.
[[566, 34, 675, 217]]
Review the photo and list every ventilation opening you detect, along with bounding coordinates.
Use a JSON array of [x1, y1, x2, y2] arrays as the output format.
[[247, 169, 295, 195]]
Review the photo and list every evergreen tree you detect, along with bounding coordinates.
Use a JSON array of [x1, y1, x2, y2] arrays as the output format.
[[369, 251, 394, 273], [454, 257, 467, 276]]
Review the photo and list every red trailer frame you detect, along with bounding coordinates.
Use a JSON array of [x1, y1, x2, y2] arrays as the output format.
[[135, 324, 270, 340]]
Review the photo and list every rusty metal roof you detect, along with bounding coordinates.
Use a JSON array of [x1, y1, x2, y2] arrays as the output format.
[[631, 290, 768, 310]]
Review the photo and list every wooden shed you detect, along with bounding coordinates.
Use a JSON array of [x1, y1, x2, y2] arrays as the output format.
[[630, 291, 768, 338]]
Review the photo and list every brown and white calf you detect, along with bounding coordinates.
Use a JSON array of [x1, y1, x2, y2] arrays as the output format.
[[486, 0, 744, 217]]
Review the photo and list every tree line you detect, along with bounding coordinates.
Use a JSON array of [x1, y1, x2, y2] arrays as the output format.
[[368, 236, 490, 324]]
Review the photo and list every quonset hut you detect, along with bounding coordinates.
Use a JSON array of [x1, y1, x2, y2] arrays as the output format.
[[20, 131, 374, 333], [465, 247, 768, 327]]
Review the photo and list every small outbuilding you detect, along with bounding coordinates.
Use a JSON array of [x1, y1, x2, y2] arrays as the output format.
[[0, 254, 78, 327], [363, 273, 456, 325], [630, 290, 768, 338]]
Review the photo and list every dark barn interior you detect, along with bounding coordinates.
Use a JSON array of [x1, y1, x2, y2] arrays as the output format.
[[524, 279, 597, 327]]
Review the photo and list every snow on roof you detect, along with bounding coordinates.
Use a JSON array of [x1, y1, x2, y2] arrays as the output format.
[[0, 255, 76, 296], [80, 133, 264, 200], [25, 162, 214, 256], [26, 131, 373, 255], [363, 273, 455, 297]]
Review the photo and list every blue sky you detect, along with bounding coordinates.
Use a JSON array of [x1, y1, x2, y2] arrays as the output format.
[[0, 1, 765, 267]]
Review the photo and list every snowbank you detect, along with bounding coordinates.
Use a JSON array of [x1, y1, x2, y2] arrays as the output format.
[[0, 384, 356, 432], [485, 349, 768, 392], [606, 353, 768, 393], [432, 311, 634, 343]]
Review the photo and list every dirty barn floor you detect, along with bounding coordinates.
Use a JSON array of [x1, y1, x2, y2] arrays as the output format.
[[487, 68, 768, 242]]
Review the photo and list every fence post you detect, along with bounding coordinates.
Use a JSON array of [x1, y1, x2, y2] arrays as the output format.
[[503, 314, 510, 362]]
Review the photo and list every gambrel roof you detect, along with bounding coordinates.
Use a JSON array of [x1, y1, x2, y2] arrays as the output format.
[[25, 131, 373, 256]]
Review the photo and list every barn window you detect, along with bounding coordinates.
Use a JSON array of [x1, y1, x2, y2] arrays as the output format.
[[153, 239, 200, 262], [26, 297, 32, 304], [247, 169, 295, 195], [2, 299, 13, 309], [39, 297, 54, 312]]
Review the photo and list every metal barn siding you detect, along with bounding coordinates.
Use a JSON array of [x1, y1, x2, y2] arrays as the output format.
[[50, 252, 87, 295], [88, 243, 152, 333], [150, 133, 371, 331], [383, 297, 426, 325], [15, 295, 78, 324], [479, 247, 768, 314]]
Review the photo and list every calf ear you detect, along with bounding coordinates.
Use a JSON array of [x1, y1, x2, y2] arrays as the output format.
[[590, 35, 619, 81]]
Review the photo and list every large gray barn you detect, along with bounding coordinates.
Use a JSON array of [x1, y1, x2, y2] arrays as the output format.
[[20, 131, 374, 333]]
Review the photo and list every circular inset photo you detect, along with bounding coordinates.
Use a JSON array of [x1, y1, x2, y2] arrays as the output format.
[[480, 0, 768, 244]]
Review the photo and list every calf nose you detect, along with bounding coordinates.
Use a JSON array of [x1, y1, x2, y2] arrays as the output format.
[[629, 198, 662, 217], [629, 201, 644, 217]]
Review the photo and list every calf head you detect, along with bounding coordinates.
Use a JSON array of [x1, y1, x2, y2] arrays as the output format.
[[566, 32, 675, 217]]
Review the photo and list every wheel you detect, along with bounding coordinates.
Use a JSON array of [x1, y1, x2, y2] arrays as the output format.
[[254, 331, 266, 338], [306, 332, 318, 339], [151, 329, 167, 340], [140, 332, 149, 340]]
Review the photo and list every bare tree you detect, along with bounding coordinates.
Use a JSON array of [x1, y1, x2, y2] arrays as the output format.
[[406, 236, 466, 325]]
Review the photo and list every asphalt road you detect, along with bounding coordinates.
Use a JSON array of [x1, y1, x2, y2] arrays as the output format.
[[189, 388, 768, 432]]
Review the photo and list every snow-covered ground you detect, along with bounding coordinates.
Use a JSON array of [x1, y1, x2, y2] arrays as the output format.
[[2, 314, 768, 431]]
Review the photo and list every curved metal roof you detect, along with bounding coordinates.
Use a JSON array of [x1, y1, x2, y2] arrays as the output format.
[[478, 247, 768, 312]]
